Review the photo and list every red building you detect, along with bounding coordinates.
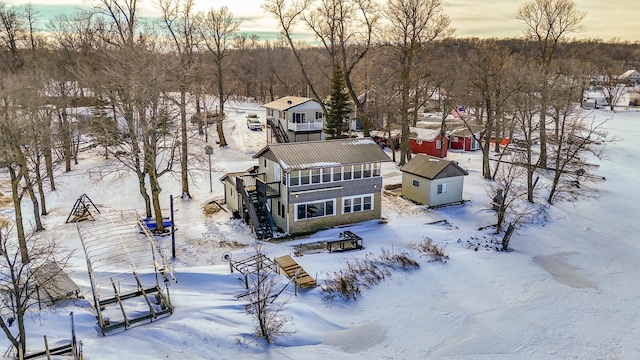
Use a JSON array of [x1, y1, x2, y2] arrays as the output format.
[[409, 127, 448, 158], [449, 125, 484, 151]]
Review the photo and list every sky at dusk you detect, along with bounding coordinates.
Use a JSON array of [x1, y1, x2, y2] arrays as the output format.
[[3, 0, 639, 42]]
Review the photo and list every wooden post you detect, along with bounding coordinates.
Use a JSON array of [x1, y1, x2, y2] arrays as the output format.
[[44, 335, 51, 360]]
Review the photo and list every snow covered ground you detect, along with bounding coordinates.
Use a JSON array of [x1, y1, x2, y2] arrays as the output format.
[[1, 101, 639, 359]]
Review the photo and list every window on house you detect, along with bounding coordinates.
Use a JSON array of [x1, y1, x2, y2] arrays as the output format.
[[373, 163, 380, 177], [332, 166, 342, 181], [264, 159, 268, 168], [412, 179, 420, 187], [290, 170, 300, 186], [316, 111, 324, 119], [295, 199, 335, 220], [353, 197, 362, 212], [436, 140, 442, 149], [343, 194, 373, 214], [363, 163, 372, 178], [293, 113, 306, 123], [343, 165, 353, 180], [277, 200, 281, 217], [311, 168, 321, 184], [363, 196, 372, 210], [437, 183, 448, 194], [300, 169, 310, 185], [322, 168, 331, 183], [353, 164, 362, 179]]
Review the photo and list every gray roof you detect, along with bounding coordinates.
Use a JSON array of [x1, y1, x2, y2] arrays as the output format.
[[448, 125, 484, 137], [262, 96, 317, 111], [254, 138, 391, 171], [401, 154, 468, 179]]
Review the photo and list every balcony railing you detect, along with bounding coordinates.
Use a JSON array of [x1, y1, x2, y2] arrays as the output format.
[[288, 120, 323, 132]]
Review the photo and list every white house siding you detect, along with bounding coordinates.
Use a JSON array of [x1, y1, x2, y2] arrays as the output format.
[[402, 173, 464, 206], [223, 181, 241, 213], [428, 176, 464, 207], [402, 173, 431, 205], [259, 158, 289, 233]]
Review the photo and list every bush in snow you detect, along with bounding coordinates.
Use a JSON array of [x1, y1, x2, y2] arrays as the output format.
[[409, 237, 449, 262], [321, 250, 419, 305]]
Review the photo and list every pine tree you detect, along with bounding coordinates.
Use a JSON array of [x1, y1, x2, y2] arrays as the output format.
[[325, 65, 352, 139]]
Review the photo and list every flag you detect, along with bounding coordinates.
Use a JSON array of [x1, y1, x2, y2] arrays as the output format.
[[451, 106, 465, 118]]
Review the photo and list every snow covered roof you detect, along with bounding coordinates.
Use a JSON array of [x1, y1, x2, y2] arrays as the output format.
[[409, 127, 440, 142], [448, 125, 485, 138], [401, 154, 468, 179], [262, 96, 318, 111], [253, 138, 391, 170], [620, 70, 640, 79]]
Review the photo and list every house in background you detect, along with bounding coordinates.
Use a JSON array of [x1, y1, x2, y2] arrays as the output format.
[[448, 125, 484, 151], [222, 138, 391, 238], [401, 154, 468, 207], [409, 127, 448, 158], [263, 96, 325, 144], [619, 70, 640, 85]]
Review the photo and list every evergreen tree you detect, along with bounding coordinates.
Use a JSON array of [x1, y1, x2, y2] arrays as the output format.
[[325, 65, 352, 139]]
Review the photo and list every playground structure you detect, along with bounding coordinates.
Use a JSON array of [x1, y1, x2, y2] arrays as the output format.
[[77, 210, 176, 336], [66, 194, 100, 223]]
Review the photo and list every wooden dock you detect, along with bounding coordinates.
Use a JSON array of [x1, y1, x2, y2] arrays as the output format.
[[274, 255, 316, 288]]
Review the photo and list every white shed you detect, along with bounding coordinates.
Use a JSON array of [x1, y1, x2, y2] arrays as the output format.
[[401, 154, 468, 207]]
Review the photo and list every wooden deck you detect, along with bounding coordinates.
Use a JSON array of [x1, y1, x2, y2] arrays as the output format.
[[274, 255, 316, 288]]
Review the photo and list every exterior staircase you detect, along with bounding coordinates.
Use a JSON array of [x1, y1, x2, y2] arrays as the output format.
[[268, 118, 289, 143], [237, 177, 273, 240]]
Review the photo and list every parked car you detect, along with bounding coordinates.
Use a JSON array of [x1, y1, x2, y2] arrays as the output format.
[[246, 113, 262, 130]]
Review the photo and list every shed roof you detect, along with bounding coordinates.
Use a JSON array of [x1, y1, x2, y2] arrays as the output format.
[[401, 154, 468, 179], [262, 96, 317, 111], [253, 138, 391, 171], [409, 127, 440, 142]]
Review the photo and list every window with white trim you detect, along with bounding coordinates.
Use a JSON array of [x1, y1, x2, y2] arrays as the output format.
[[343, 194, 373, 214], [292, 112, 306, 123], [437, 183, 448, 194], [316, 111, 324, 119], [412, 179, 420, 187], [436, 140, 442, 149], [295, 199, 335, 220]]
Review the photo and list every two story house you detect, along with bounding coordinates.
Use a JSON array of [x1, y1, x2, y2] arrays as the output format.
[[263, 96, 325, 144], [222, 138, 391, 238]]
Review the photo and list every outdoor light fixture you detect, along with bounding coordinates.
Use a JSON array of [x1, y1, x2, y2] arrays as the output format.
[[206, 146, 214, 192]]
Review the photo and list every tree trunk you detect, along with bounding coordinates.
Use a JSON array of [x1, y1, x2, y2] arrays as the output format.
[[179, 90, 191, 199], [34, 155, 48, 215], [43, 131, 55, 191], [60, 108, 72, 172], [23, 171, 44, 232], [8, 166, 29, 263]]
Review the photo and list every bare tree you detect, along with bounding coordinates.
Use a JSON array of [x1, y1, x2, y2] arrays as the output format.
[[302, 0, 381, 135], [0, 218, 73, 358], [198, 6, 241, 147], [383, 0, 452, 165], [546, 68, 608, 203], [262, 0, 326, 108], [160, 0, 199, 199], [517, 0, 585, 168], [463, 41, 518, 179], [245, 245, 291, 344], [486, 154, 530, 234]]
